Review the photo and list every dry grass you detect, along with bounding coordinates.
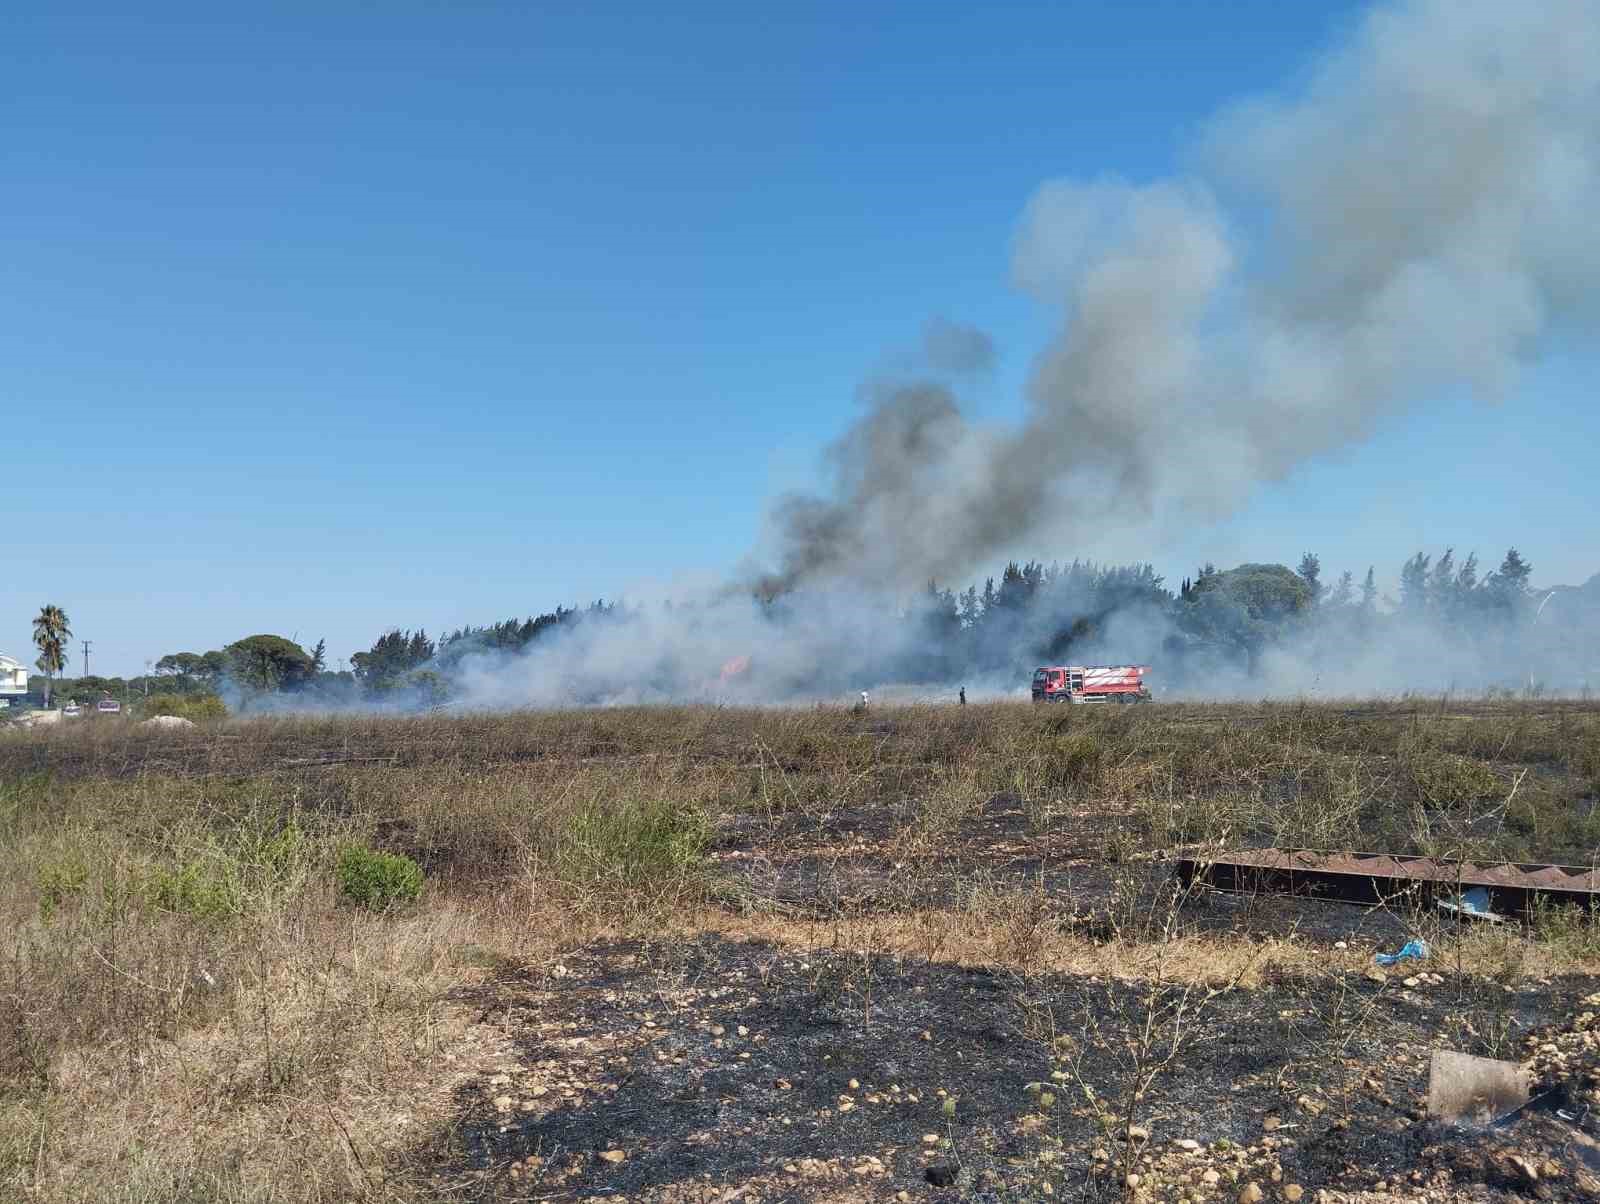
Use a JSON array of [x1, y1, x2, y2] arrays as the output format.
[[3, 699, 1600, 1200]]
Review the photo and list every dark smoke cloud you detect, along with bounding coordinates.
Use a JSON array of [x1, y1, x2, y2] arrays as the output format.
[[761, 0, 1600, 593]]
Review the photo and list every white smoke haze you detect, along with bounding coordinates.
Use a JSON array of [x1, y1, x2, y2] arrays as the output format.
[[407, 0, 1600, 710], [431, 568, 1600, 710], [447, 588, 897, 709]]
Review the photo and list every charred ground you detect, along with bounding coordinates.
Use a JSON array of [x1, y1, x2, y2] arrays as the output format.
[[3, 700, 1600, 1202]]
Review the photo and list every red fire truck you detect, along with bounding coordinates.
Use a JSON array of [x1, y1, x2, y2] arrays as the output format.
[[1031, 664, 1152, 704]]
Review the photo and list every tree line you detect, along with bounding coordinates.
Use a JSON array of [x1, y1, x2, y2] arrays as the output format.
[[17, 600, 617, 709], [19, 546, 1592, 710], [866, 545, 1573, 691]]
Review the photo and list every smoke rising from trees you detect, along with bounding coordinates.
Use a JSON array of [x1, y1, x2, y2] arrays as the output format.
[[353, 0, 1600, 708], [44, 547, 1600, 713], [51, 1, 1599, 712], [763, 0, 1600, 592]]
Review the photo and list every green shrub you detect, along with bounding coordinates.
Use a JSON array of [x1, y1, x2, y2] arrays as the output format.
[[336, 845, 424, 911], [141, 693, 228, 721]]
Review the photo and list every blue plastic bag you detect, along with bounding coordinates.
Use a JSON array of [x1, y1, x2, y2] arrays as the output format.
[[1375, 938, 1428, 966]]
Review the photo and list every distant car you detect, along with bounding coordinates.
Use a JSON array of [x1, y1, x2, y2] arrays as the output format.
[[63, 702, 82, 717], [96, 699, 121, 714]]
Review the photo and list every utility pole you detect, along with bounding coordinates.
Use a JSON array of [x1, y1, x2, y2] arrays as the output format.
[[82, 640, 92, 680]]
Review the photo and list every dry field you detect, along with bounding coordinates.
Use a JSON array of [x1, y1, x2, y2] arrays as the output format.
[[5, 700, 1600, 1203]]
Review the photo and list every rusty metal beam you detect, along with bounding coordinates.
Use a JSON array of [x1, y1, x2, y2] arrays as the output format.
[[1174, 848, 1600, 921]]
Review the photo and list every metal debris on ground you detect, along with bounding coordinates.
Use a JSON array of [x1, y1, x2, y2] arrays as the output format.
[[1175, 847, 1600, 921], [1438, 885, 1506, 923], [1426, 1050, 1531, 1126]]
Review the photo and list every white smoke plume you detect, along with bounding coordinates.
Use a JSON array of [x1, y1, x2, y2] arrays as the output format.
[[765, 0, 1600, 589], [436, 0, 1600, 708]]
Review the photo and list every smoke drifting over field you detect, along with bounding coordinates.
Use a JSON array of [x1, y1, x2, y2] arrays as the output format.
[[441, 0, 1600, 707]]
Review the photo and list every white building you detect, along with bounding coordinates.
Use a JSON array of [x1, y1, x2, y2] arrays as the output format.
[[1, 653, 27, 700]]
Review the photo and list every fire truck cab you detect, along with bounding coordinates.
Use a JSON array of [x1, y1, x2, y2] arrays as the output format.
[[1031, 664, 1152, 705]]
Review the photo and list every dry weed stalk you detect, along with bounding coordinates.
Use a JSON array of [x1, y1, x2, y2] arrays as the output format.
[[1015, 868, 1270, 1201]]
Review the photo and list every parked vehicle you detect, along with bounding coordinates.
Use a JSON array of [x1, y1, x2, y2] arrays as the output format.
[[1031, 664, 1152, 704]]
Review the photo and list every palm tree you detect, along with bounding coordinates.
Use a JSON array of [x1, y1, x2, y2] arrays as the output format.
[[31, 604, 71, 709]]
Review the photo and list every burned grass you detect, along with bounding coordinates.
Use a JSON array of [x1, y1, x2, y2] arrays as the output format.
[[421, 931, 1600, 1203], [3, 699, 1600, 1201]]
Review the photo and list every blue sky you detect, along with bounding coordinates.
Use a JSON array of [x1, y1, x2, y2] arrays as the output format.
[[5, 1, 1594, 676]]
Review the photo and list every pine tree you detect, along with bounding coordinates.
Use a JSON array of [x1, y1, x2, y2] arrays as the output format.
[[1485, 548, 1534, 622], [1493, 549, 1532, 595], [1429, 549, 1456, 613], [957, 586, 981, 630], [1328, 571, 1355, 610], [1400, 553, 1431, 613], [1296, 553, 1323, 606]]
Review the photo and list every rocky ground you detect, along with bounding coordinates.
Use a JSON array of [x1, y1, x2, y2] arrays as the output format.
[[415, 930, 1600, 1203], [401, 757, 1600, 1203]]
